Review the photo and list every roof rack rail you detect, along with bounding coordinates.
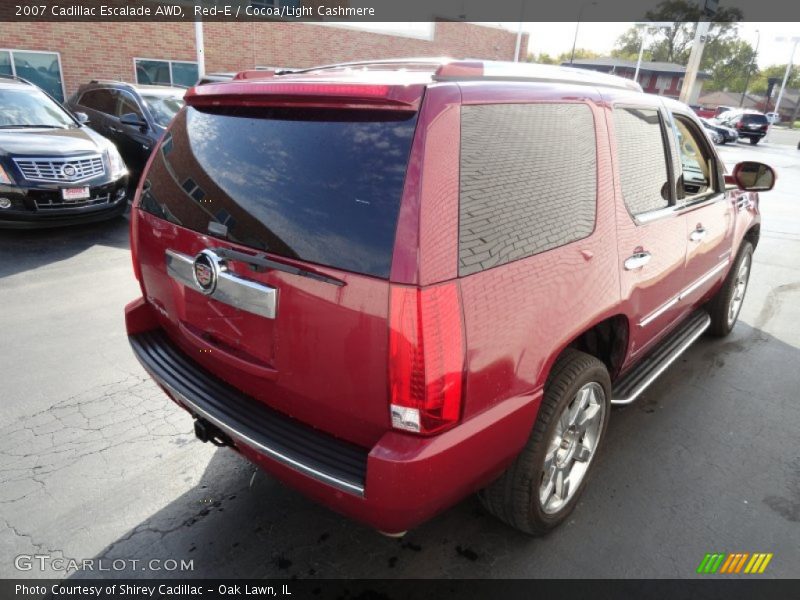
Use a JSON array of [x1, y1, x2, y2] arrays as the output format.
[[433, 60, 643, 92], [90, 79, 133, 86], [275, 57, 453, 76]]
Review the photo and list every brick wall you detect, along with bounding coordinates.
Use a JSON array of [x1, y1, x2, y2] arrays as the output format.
[[0, 22, 196, 97], [0, 21, 527, 97]]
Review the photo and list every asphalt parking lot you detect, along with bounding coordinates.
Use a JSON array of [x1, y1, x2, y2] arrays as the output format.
[[1, 135, 798, 580]]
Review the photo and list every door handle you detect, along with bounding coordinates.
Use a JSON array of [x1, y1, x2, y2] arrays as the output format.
[[624, 251, 652, 270], [109, 126, 121, 133], [690, 227, 707, 242]]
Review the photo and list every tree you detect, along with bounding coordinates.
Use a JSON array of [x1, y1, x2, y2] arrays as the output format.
[[527, 49, 599, 65], [748, 64, 800, 96], [702, 39, 757, 93], [613, 0, 743, 66]]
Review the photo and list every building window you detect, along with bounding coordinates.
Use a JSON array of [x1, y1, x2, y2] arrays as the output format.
[[135, 58, 199, 88], [0, 49, 65, 102]]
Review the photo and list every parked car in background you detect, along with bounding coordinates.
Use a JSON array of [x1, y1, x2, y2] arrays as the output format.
[[715, 105, 735, 118], [66, 81, 184, 182], [765, 112, 780, 124], [0, 75, 128, 228], [691, 104, 716, 119], [715, 109, 770, 145], [700, 117, 738, 144], [125, 59, 775, 536]]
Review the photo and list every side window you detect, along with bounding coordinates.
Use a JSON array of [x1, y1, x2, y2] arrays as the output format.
[[613, 107, 671, 216], [79, 89, 116, 115], [116, 91, 144, 119], [458, 103, 597, 276], [671, 115, 717, 199]]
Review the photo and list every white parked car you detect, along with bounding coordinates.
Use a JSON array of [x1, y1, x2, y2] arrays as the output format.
[[765, 112, 781, 124]]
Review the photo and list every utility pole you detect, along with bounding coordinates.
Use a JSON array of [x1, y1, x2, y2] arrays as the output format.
[[772, 36, 800, 124], [679, 0, 717, 104], [679, 21, 710, 104], [569, 1, 597, 65], [194, 13, 205, 79]]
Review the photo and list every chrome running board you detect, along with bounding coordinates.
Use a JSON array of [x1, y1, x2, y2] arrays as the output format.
[[612, 310, 711, 405]]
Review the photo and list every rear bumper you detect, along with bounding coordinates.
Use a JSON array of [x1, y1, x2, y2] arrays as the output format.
[[125, 297, 540, 532]]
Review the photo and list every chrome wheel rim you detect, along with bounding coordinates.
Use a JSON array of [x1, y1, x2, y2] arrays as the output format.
[[728, 254, 751, 327], [539, 382, 606, 515]]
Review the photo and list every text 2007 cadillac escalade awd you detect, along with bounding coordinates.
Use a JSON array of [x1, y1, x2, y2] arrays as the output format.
[[125, 59, 775, 535]]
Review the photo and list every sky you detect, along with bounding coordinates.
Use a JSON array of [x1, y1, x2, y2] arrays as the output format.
[[509, 22, 800, 68]]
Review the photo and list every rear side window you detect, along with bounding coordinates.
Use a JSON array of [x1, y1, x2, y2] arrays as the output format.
[[79, 89, 116, 114], [140, 106, 417, 278], [458, 103, 597, 276], [613, 107, 671, 216]]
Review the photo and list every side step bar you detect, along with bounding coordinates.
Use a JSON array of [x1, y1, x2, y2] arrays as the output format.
[[612, 310, 711, 405]]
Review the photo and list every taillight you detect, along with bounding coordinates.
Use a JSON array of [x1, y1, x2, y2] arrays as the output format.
[[388, 283, 465, 435], [129, 206, 142, 283]]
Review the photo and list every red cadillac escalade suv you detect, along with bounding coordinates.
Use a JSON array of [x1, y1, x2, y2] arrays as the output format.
[[125, 59, 775, 535]]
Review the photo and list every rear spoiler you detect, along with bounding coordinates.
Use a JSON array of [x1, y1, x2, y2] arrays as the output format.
[[184, 81, 424, 110]]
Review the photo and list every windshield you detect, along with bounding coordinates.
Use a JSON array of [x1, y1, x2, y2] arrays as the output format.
[[142, 94, 184, 127], [0, 88, 76, 128], [140, 106, 418, 278]]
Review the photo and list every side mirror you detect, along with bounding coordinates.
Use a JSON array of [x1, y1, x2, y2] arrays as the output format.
[[727, 161, 776, 192], [74, 111, 89, 124], [119, 113, 148, 130]]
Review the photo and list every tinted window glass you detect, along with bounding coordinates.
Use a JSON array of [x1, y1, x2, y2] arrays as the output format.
[[140, 106, 418, 278], [742, 113, 768, 124], [80, 89, 116, 114], [142, 94, 184, 127], [613, 107, 670, 216], [0, 51, 12, 76], [12, 51, 63, 101], [116, 91, 143, 118], [171, 62, 199, 87], [458, 103, 596, 276], [136, 60, 171, 86]]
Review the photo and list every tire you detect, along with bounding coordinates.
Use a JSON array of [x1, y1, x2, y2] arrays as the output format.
[[478, 349, 611, 535], [707, 241, 754, 337], [749, 137, 759, 145]]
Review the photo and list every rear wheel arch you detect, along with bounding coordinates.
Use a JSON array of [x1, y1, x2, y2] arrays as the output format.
[[556, 314, 630, 382]]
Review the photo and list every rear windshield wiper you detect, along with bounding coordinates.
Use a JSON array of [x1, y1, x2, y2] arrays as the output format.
[[214, 247, 346, 287]]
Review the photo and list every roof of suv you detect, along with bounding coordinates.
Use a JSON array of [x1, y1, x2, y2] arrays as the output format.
[[82, 80, 183, 94], [0, 74, 36, 90], [204, 58, 644, 92]]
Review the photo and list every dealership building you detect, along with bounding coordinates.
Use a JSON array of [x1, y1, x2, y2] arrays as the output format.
[[0, 20, 526, 102]]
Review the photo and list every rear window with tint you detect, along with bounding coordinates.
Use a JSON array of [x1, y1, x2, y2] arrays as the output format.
[[742, 113, 768, 124], [140, 106, 418, 278]]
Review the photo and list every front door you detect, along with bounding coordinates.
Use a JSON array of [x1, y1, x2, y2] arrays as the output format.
[[610, 104, 690, 363]]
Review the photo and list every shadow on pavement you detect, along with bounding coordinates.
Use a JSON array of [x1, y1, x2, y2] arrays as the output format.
[[0, 212, 130, 279], [69, 322, 800, 579]]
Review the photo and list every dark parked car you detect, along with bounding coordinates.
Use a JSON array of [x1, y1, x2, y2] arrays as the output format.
[[125, 59, 773, 536], [67, 81, 184, 181], [700, 117, 738, 144], [715, 109, 770, 145], [0, 75, 128, 228]]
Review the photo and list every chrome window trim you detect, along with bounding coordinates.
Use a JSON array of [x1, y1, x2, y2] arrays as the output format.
[[638, 258, 730, 328], [166, 249, 277, 319]]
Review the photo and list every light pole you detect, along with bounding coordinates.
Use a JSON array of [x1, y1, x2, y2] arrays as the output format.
[[772, 36, 800, 125], [569, 1, 597, 65], [739, 29, 759, 108], [513, 0, 526, 62]]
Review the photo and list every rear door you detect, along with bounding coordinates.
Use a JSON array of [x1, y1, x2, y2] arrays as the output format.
[[133, 96, 420, 447], [610, 103, 689, 362]]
